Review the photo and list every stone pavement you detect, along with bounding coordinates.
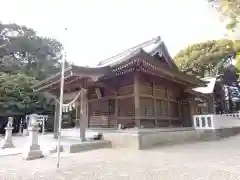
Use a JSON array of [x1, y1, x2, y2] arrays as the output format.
[[1, 135, 240, 179], [0, 134, 57, 156], [0, 132, 107, 156]]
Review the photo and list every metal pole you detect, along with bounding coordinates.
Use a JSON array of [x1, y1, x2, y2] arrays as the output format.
[[42, 117, 45, 135], [56, 52, 66, 168], [75, 106, 77, 128]]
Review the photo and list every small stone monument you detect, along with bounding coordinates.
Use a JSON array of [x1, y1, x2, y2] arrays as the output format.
[[22, 129, 29, 136], [22, 115, 29, 136], [23, 114, 43, 160], [17, 119, 23, 136], [0, 117, 15, 149]]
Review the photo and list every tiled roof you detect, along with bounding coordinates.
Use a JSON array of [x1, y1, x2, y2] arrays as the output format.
[[191, 77, 217, 94]]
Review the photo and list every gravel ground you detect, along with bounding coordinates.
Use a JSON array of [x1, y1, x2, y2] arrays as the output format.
[[1, 135, 240, 179]]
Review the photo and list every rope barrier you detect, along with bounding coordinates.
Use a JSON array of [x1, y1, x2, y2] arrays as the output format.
[[55, 90, 82, 112]]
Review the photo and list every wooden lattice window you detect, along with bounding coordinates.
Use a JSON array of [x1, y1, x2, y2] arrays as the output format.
[[195, 107, 202, 114], [169, 102, 178, 117], [140, 98, 154, 116], [156, 100, 162, 116], [89, 101, 101, 116], [140, 82, 153, 95], [155, 100, 169, 116], [108, 100, 115, 115], [118, 85, 133, 95], [155, 85, 166, 97], [146, 98, 154, 116], [100, 100, 109, 116], [119, 98, 134, 116], [161, 100, 169, 116]]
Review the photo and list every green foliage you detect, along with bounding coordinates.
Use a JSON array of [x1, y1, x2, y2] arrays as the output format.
[[0, 73, 54, 116], [236, 51, 240, 75], [0, 22, 65, 115], [207, 0, 240, 31], [0, 22, 66, 80], [174, 39, 240, 77]]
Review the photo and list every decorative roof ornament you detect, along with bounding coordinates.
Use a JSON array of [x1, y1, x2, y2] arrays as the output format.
[[97, 36, 161, 66]]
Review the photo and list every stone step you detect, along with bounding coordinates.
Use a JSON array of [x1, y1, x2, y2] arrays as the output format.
[[61, 140, 111, 153]]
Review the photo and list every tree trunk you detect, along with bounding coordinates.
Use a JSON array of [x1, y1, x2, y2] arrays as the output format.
[[227, 86, 233, 113]]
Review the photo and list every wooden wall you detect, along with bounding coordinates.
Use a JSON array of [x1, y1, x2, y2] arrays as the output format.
[[87, 73, 191, 128], [88, 74, 135, 128], [138, 74, 183, 128]]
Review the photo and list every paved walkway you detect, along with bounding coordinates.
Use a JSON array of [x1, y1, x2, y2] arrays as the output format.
[[0, 132, 103, 156], [1, 135, 240, 179], [0, 134, 57, 156]]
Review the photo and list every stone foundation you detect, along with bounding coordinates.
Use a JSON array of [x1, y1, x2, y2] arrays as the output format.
[[61, 127, 240, 150], [197, 127, 240, 141], [102, 128, 199, 150], [101, 127, 240, 150], [61, 140, 112, 153]]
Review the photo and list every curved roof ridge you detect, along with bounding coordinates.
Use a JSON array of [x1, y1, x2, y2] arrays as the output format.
[[96, 36, 161, 67]]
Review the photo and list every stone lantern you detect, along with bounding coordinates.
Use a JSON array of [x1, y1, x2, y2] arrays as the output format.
[[23, 114, 43, 160], [0, 117, 15, 149]]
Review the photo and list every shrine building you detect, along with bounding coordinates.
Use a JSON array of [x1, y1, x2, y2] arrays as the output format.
[[32, 37, 211, 135]]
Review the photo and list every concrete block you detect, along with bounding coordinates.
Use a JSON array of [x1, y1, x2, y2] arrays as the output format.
[[62, 140, 111, 153]]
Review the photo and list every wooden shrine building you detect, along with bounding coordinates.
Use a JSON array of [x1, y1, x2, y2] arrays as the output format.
[[32, 37, 208, 131]]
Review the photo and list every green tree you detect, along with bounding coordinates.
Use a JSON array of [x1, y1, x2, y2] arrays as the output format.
[[0, 22, 72, 116], [0, 22, 65, 80], [174, 39, 240, 77], [0, 73, 54, 116], [207, 0, 240, 31], [235, 51, 240, 73]]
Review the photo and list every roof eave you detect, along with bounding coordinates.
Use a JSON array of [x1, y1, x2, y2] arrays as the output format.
[[31, 65, 73, 90], [185, 89, 210, 98]]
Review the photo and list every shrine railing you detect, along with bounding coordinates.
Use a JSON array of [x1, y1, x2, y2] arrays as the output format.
[[221, 113, 240, 118], [193, 114, 240, 130]]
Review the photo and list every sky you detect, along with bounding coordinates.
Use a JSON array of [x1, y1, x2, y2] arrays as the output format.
[[0, 0, 227, 66]]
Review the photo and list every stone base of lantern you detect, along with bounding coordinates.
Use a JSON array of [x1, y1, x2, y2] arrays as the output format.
[[23, 126, 43, 160], [0, 141, 15, 149], [17, 131, 22, 136], [22, 129, 29, 136], [0, 127, 14, 149], [23, 144, 43, 160]]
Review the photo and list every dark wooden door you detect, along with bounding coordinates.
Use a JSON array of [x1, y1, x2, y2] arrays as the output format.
[[182, 103, 192, 127]]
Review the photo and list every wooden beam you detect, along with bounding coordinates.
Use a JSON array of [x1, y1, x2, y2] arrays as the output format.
[[32, 66, 73, 90], [114, 116, 179, 121], [139, 66, 191, 86], [33, 74, 73, 92], [208, 94, 215, 114], [88, 94, 133, 102], [115, 92, 119, 126], [139, 94, 177, 102], [189, 99, 195, 126], [166, 88, 171, 126], [178, 102, 182, 125], [153, 82, 157, 126], [134, 72, 141, 127], [116, 116, 134, 120]]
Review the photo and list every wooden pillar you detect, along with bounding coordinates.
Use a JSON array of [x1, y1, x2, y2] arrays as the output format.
[[75, 102, 80, 128], [178, 102, 182, 126], [189, 99, 195, 126], [153, 82, 157, 126], [134, 73, 141, 127], [53, 100, 59, 139], [166, 88, 171, 126], [208, 94, 215, 114], [115, 98, 118, 126], [80, 88, 88, 141]]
